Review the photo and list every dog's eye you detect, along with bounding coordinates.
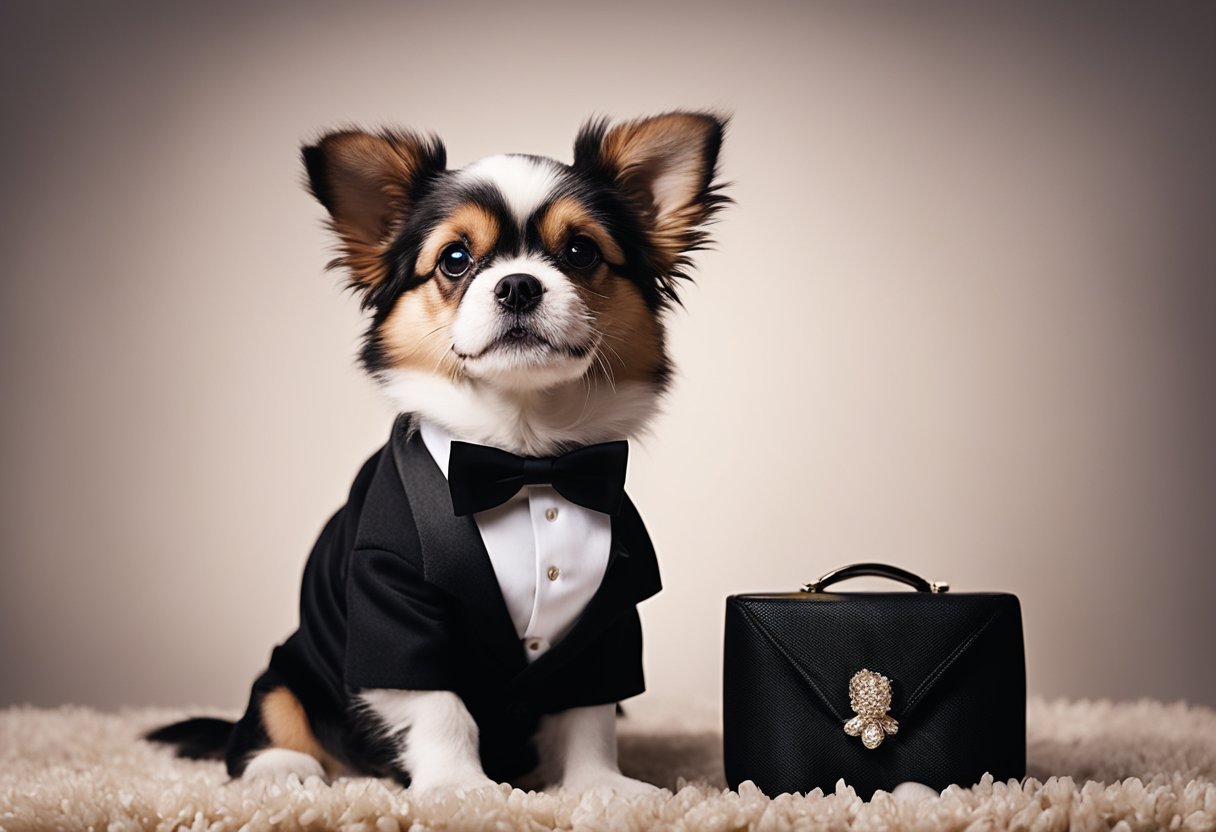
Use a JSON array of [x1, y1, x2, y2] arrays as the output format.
[[438, 243, 472, 279], [564, 236, 600, 271]]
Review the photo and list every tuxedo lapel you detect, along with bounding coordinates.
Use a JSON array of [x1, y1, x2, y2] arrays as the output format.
[[391, 419, 527, 673]]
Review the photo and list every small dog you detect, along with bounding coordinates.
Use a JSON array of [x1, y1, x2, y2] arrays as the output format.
[[148, 112, 727, 797]]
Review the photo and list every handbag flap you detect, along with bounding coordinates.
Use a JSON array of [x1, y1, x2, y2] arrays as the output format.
[[730, 592, 1020, 723]]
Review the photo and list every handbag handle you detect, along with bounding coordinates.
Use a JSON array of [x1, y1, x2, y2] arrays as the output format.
[[801, 562, 950, 594]]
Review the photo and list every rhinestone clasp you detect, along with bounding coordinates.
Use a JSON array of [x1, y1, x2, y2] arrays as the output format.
[[843, 669, 899, 749]]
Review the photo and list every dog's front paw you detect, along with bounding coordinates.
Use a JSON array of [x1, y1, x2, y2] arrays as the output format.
[[560, 772, 660, 801], [409, 770, 499, 799], [242, 748, 328, 789], [892, 781, 938, 803]]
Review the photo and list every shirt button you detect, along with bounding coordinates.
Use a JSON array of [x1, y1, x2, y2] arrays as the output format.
[[526, 637, 547, 652], [545, 507, 559, 522], [547, 566, 561, 581]]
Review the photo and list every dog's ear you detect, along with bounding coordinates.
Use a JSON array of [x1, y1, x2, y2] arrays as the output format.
[[573, 112, 728, 285], [302, 129, 447, 290]]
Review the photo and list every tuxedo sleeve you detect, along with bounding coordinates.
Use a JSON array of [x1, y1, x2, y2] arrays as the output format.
[[343, 546, 457, 692]]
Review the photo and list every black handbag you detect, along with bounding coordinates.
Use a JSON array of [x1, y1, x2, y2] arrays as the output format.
[[723, 563, 1025, 798]]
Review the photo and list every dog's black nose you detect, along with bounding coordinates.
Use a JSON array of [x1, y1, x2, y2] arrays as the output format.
[[494, 273, 543, 313]]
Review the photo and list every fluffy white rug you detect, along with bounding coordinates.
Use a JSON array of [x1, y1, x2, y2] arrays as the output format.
[[1, 697, 1214, 831]]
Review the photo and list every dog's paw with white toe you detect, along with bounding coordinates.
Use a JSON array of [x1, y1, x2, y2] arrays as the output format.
[[892, 781, 938, 803], [561, 772, 660, 801], [410, 771, 499, 799], [242, 748, 327, 788]]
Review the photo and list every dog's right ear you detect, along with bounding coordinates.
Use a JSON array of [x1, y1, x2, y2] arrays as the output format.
[[302, 129, 447, 290]]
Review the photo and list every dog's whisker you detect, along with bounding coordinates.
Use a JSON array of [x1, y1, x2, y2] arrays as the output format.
[[592, 348, 618, 395], [597, 339, 628, 386]]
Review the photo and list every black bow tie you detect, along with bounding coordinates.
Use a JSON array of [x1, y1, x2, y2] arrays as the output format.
[[446, 440, 629, 517]]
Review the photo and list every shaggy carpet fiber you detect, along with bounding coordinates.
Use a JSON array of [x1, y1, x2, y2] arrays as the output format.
[[1, 698, 1214, 831]]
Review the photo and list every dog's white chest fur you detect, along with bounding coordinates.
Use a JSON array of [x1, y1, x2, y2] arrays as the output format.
[[417, 420, 612, 659]]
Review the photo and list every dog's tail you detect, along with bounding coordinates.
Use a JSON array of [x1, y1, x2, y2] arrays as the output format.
[[145, 717, 234, 760]]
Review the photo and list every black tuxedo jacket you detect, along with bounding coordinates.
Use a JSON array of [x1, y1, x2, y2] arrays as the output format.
[[260, 414, 662, 780]]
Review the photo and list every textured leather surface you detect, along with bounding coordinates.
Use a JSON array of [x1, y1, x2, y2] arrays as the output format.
[[723, 592, 1025, 798]]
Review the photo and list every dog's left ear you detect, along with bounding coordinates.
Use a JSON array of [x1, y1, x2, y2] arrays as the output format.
[[574, 112, 728, 287], [302, 129, 447, 293]]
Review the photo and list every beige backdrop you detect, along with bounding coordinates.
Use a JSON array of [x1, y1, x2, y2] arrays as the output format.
[[1, 1, 1213, 711]]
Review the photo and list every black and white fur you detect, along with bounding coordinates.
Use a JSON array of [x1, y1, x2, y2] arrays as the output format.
[[147, 112, 728, 798]]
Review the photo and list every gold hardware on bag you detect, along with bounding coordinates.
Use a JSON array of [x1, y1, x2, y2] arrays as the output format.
[[843, 669, 899, 749]]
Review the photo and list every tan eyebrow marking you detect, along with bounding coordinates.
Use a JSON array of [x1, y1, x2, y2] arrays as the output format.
[[536, 196, 625, 266], [416, 203, 501, 276]]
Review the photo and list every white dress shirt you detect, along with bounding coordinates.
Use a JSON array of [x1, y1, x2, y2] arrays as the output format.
[[418, 420, 613, 662]]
